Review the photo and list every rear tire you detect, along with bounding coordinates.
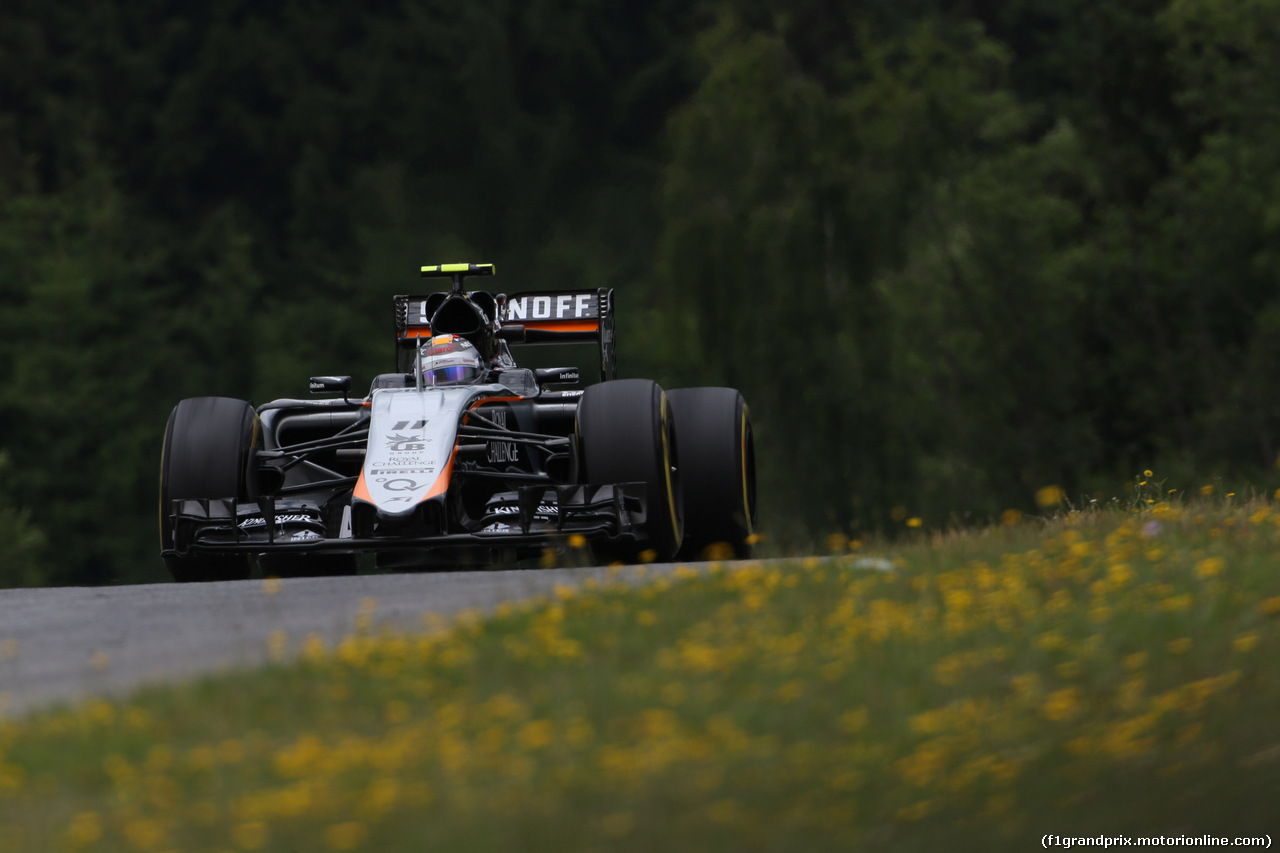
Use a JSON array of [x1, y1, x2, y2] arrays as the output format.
[[668, 388, 757, 560], [576, 379, 683, 561], [159, 397, 259, 582]]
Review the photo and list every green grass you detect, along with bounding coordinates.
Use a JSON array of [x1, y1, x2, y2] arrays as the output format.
[[3, 500, 1280, 851]]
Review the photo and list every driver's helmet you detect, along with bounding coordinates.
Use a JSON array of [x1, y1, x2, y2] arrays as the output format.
[[419, 334, 485, 386]]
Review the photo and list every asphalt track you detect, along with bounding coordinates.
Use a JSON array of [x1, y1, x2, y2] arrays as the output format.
[[0, 563, 697, 719]]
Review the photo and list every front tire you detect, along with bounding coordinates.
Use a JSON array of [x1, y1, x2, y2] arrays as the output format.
[[159, 397, 259, 582], [667, 387, 757, 560], [576, 379, 683, 561]]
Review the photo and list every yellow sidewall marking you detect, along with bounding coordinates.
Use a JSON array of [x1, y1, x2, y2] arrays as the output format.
[[660, 393, 680, 539], [158, 423, 169, 545], [740, 403, 754, 535]]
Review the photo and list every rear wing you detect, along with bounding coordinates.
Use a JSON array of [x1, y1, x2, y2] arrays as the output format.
[[393, 264, 616, 381]]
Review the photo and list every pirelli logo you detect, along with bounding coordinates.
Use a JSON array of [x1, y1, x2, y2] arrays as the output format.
[[502, 293, 598, 322]]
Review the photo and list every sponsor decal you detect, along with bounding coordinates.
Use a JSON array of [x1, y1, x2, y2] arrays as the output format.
[[490, 410, 508, 429], [392, 420, 429, 431], [238, 513, 317, 529], [291, 530, 323, 542], [487, 441, 519, 463], [377, 478, 427, 492], [386, 434, 428, 452], [373, 455, 423, 466], [482, 522, 513, 533], [491, 504, 557, 516], [404, 299, 459, 326], [503, 293, 597, 321], [370, 468, 436, 476]]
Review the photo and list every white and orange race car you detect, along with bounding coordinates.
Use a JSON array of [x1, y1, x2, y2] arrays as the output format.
[[159, 263, 757, 581]]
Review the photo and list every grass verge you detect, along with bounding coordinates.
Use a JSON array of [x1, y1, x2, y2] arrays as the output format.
[[2, 500, 1280, 851]]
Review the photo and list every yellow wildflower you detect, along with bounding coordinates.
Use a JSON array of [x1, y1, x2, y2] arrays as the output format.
[[231, 821, 268, 850], [1055, 660, 1082, 679], [839, 707, 869, 734], [123, 818, 165, 850], [1011, 673, 1042, 703], [1123, 652, 1147, 670], [1108, 563, 1134, 586], [1116, 677, 1145, 712], [267, 630, 287, 661], [302, 633, 328, 661], [660, 682, 687, 706], [1234, 633, 1260, 653], [65, 813, 102, 847], [517, 719, 555, 750], [1036, 485, 1065, 508], [1040, 687, 1082, 722], [1195, 557, 1224, 579], [325, 822, 368, 851]]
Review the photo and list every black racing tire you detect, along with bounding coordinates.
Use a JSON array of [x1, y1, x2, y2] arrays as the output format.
[[159, 397, 259, 582], [667, 387, 758, 560], [258, 553, 358, 578], [576, 379, 683, 561]]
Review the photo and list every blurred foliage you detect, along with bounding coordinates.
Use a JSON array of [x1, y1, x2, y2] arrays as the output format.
[[0, 452, 46, 587], [2, 0, 1280, 583], [655, 0, 1280, 544], [5, 501, 1280, 848]]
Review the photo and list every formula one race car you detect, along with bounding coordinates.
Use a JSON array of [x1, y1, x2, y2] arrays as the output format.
[[159, 263, 757, 581]]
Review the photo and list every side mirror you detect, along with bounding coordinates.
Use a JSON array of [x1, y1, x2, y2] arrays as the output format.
[[309, 376, 352, 396], [534, 367, 580, 386]]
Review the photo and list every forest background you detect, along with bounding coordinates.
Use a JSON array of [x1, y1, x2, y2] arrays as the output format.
[[3, 0, 1280, 587]]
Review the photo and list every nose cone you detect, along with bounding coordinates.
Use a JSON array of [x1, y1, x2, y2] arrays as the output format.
[[355, 386, 470, 517]]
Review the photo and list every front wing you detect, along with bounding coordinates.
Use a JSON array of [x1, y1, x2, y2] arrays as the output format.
[[162, 482, 651, 557]]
